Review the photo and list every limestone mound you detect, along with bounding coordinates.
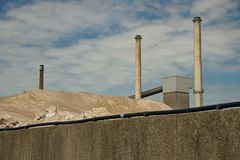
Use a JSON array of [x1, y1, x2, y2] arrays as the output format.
[[0, 89, 171, 128]]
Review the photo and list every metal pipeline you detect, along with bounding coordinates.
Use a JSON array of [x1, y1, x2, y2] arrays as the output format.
[[129, 86, 163, 99], [0, 101, 239, 131]]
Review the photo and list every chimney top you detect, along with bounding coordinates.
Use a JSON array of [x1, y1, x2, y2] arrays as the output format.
[[193, 17, 202, 22], [135, 35, 142, 39], [39, 65, 44, 71]]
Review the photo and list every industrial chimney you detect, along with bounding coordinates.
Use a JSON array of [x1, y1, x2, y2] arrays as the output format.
[[39, 65, 44, 90], [193, 17, 204, 107], [135, 35, 142, 99]]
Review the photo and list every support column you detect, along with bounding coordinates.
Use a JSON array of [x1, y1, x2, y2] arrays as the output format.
[[135, 35, 142, 99], [39, 65, 44, 90], [193, 17, 204, 107]]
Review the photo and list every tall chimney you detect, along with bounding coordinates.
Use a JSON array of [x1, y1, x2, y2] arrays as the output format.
[[193, 17, 204, 107], [135, 35, 142, 99], [39, 65, 44, 90]]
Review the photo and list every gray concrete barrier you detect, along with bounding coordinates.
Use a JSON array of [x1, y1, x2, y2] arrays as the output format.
[[0, 108, 239, 160]]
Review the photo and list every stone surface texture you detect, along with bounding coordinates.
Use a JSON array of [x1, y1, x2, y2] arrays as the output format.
[[0, 108, 239, 160], [0, 89, 170, 128]]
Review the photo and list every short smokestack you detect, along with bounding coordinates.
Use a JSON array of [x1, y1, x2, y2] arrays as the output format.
[[39, 65, 44, 90], [135, 35, 142, 99], [193, 17, 204, 107]]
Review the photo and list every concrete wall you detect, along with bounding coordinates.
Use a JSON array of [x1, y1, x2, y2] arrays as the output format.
[[163, 92, 189, 109], [0, 108, 239, 160]]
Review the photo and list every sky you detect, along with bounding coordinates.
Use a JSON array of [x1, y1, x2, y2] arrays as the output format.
[[0, 0, 239, 106]]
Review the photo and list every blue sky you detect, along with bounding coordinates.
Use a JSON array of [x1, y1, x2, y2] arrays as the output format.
[[0, 0, 239, 106]]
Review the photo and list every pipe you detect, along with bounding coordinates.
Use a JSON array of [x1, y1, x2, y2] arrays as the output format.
[[135, 35, 142, 99], [1, 101, 239, 131], [39, 65, 44, 90], [128, 86, 163, 99], [193, 17, 204, 107]]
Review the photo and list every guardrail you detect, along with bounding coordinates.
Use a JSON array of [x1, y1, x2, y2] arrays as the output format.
[[0, 101, 239, 131]]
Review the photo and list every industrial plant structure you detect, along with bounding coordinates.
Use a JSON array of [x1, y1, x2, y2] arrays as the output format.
[[39, 17, 205, 108], [1, 16, 240, 160], [39, 64, 44, 90], [193, 17, 204, 107], [129, 17, 204, 108]]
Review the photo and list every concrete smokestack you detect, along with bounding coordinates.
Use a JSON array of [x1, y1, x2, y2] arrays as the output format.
[[39, 65, 44, 90], [135, 35, 142, 99], [193, 17, 204, 107]]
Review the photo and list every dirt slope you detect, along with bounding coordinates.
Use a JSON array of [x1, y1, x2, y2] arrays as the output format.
[[0, 89, 171, 128]]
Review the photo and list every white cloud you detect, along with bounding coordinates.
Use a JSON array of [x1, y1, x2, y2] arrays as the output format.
[[0, 0, 239, 106], [191, 0, 239, 20]]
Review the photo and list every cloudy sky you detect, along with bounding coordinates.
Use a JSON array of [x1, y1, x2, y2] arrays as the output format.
[[0, 0, 239, 106]]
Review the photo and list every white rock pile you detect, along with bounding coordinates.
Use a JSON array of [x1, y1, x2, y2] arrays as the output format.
[[0, 89, 171, 128]]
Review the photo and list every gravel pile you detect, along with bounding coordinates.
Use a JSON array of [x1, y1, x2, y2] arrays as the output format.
[[0, 89, 171, 128]]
